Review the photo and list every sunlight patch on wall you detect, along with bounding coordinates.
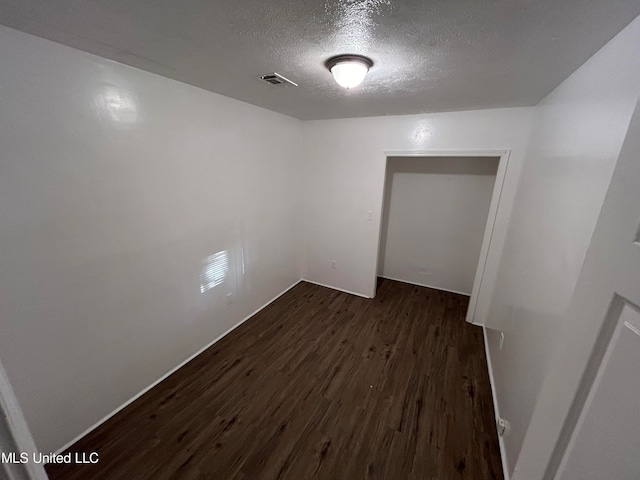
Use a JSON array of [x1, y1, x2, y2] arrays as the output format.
[[200, 250, 229, 293]]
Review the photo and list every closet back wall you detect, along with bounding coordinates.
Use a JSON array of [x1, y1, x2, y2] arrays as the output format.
[[0, 26, 301, 453], [378, 156, 499, 295]]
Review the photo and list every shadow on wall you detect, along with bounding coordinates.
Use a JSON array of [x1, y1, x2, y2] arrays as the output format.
[[378, 156, 499, 295]]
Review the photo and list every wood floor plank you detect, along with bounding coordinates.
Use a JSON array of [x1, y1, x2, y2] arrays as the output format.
[[46, 279, 504, 480]]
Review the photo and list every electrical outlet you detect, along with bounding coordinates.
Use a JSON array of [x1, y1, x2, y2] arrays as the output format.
[[499, 332, 505, 349], [331, 260, 337, 269], [226, 293, 233, 305], [366, 211, 374, 221]]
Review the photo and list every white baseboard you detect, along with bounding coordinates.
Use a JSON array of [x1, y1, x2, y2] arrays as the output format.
[[55, 278, 303, 455], [378, 275, 471, 297], [300, 278, 370, 298], [483, 326, 511, 480]]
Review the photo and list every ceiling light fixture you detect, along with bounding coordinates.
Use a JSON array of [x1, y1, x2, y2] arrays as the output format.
[[325, 54, 373, 89]]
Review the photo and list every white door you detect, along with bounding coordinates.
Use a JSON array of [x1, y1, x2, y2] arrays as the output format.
[[553, 100, 640, 479]]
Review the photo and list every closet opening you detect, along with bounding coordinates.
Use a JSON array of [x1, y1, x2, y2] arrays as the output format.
[[373, 150, 509, 324]]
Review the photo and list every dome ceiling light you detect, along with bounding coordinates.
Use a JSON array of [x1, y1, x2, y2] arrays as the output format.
[[325, 54, 374, 89]]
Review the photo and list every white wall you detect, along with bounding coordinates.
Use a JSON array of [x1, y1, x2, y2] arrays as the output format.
[[484, 16, 640, 478], [378, 156, 498, 295], [5, 14, 636, 473], [0, 26, 301, 453], [300, 108, 535, 317]]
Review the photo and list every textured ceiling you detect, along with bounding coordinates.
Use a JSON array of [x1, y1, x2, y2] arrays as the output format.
[[1, 0, 639, 120]]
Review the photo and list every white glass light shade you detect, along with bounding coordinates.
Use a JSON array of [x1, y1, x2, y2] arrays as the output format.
[[330, 61, 369, 89]]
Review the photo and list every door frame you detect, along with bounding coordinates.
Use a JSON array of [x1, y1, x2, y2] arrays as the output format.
[[372, 149, 511, 325], [0, 358, 48, 479]]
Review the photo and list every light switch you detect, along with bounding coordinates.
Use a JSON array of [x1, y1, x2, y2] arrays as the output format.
[[366, 211, 374, 221]]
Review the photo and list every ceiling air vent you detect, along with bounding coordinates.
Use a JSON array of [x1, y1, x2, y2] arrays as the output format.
[[260, 72, 298, 87]]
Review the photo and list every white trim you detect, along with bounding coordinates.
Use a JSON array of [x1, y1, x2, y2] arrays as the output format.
[[466, 150, 510, 325], [384, 149, 509, 157], [371, 153, 393, 298], [483, 327, 510, 480], [378, 275, 470, 297], [371, 148, 511, 329], [0, 360, 48, 479], [54, 278, 303, 455], [300, 279, 370, 299], [623, 320, 640, 336]]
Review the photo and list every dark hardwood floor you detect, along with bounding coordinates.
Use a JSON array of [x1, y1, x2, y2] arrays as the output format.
[[47, 279, 504, 480]]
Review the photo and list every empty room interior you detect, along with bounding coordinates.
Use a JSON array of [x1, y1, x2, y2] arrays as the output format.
[[1, 1, 640, 479]]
